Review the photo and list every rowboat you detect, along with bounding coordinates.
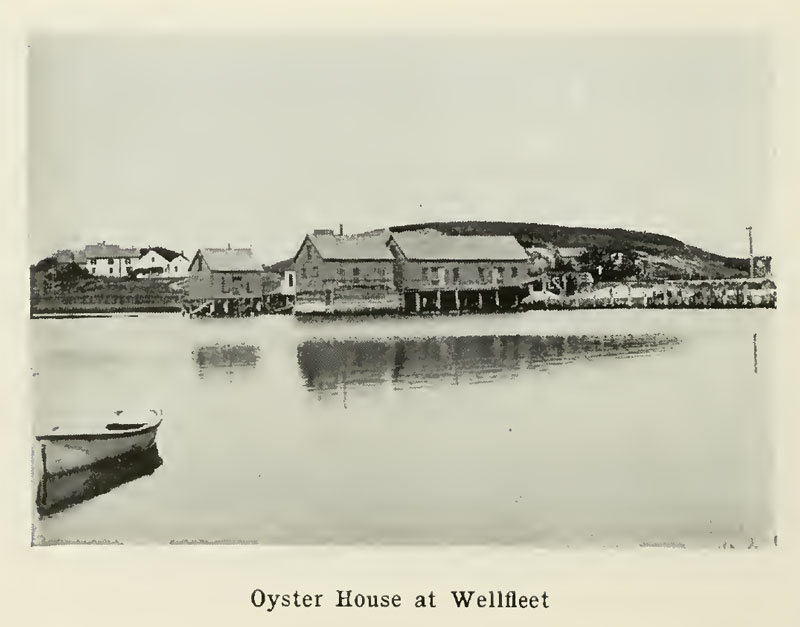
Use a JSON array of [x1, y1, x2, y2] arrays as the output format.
[[34, 411, 163, 516], [36, 414, 162, 477]]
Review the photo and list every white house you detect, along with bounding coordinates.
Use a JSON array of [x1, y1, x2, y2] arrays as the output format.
[[133, 247, 190, 278], [84, 243, 139, 278]]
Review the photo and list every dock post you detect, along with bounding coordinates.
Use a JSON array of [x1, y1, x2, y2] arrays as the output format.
[[478, 293, 483, 309], [455, 289, 460, 311], [415, 292, 421, 312], [436, 290, 441, 310], [495, 290, 500, 308]]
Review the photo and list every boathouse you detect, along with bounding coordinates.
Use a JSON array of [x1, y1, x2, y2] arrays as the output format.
[[387, 230, 532, 313], [292, 229, 401, 313], [184, 246, 264, 317]]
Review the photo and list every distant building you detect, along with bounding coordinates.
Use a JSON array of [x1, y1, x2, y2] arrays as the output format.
[[387, 230, 531, 312], [556, 247, 587, 262], [134, 247, 190, 279], [84, 243, 139, 277], [293, 230, 400, 313]]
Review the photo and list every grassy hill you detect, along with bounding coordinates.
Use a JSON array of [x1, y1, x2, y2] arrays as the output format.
[[390, 221, 750, 279], [262, 221, 751, 281]]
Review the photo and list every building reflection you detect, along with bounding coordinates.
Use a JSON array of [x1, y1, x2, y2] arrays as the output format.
[[297, 334, 679, 399], [194, 343, 260, 378]]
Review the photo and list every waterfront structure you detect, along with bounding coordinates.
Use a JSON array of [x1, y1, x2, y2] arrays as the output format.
[[386, 230, 532, 312], [292, 230, 400, 313], [133, 247, 190, 278], [184, 246, 264, 317], [84, 243, 140, 278], [526, 277, 777, 309]]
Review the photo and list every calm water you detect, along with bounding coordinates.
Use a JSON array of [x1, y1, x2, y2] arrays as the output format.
[[30, 310, 774, 547]]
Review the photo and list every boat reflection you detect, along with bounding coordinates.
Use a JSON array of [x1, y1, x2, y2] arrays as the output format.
[[35, 444, 163, 518], [297, 333, 680, 401]]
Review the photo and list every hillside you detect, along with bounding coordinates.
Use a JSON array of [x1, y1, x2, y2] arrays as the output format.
[[390, 221, 750, 279], [262, 221, 752, 280]]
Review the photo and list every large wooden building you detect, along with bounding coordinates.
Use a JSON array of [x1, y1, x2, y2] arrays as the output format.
[[387, 230, 532, 312], [293, 230, 402, 313]]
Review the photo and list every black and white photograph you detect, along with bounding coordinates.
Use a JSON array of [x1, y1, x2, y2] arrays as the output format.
[[25, 32, 781, 549]]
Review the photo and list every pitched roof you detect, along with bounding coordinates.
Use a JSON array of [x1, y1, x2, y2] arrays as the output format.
[[198, 247, 262, 272], [389, 230, 529, 262], [557, 247, 587, 257], [139, 246, 186, 262], [84, 243, 139, 259], [302, 230, 394, 261]]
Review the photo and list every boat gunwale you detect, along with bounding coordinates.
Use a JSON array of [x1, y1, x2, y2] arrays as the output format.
[[35, 419, 162, 442]]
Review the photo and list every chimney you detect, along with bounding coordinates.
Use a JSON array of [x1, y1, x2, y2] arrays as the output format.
[[227, 242, 231, 250], [339, 224, 343, 236]]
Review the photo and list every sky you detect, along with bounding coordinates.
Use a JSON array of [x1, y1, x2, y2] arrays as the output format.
[[28, 33, 772, 264]]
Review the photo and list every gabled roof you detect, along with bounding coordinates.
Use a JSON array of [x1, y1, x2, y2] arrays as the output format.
[[296, 230, 394, 261], [139, 246, 187, 262], [389, 230, 529, 262], [84, 243, 139, 259], [195, 247, 262, 272], [557, 247, 587, 257]]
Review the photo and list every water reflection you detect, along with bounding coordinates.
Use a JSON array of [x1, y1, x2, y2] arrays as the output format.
[[194, 343, 260, 378], [298, 334, 680, 401], [36, 445, 163, 518]]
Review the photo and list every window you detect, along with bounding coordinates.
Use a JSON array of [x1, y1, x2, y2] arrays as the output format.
[[478, 267, 485, 282], [431, 267, 440, 286], [221, 276, 228, 292], [337, 268, 345, 280], [301, 267, 307, 279], [151, 256, 155, 263], [511, 267, 518, 278], [453, 267, 460, 283], [312, 267, 319, 278], [91, 267, 96, 274], [125, 258, 131, 264], [90, 259, 96, 265], [352, 267, 360, 278], [174, 265, 178, 272], [108, 258, 113, 265], [246, 280, 252, 293], [198, 258, 203, 271], [288, 274, 294, 287], [306, 246, 312, 261], [422, 268, 429, 281], [494, 267, 504, 284], [109, 268, 113, 274], [232, 275, 242, 281]]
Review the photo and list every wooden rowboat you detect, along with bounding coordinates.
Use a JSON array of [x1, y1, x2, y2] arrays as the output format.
[[34, 411, 163, 516], [36, 417, 162, 477]]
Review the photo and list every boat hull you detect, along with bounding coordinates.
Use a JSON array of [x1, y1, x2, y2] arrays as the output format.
[[34, 420, 163, 517], [36, 421, 160, 477]]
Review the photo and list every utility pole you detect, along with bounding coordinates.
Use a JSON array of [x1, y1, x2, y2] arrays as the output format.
[[746, 226, 754, 278]]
